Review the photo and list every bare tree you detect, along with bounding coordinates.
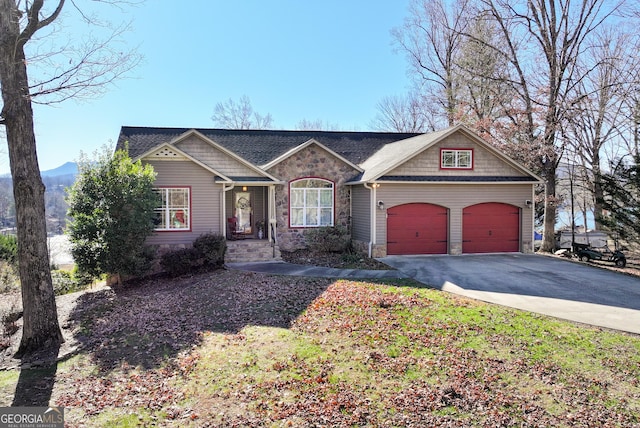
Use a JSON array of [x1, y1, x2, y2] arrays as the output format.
[[392, 0, 472, 126], [211, 95, 273, 129], [295, 118, 341, 131], [370, 92, 435, 132], [453, 14, 517, 140], [473, 0, 626, 252], [0, 0, 141, 357], [564, 27, 639, 230]]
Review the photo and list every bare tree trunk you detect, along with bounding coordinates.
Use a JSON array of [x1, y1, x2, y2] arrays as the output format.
[[541, 157, 558, 252], [0, 0, 63, 357]]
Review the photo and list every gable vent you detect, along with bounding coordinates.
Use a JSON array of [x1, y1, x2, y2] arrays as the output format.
[[149, 147, 186, 160]]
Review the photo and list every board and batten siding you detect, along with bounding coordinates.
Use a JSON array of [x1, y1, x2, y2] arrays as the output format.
[[351, 185, 371, 242], [145, 160, 223, 247], [175, 135, 260, 178], [389, 136, 525, 177], [375, 183, 534, 255]]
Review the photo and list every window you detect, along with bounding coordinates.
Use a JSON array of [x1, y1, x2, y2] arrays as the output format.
[[290, 178, 334, 227], [441, 149, 473, 169], [154, 187, 190, 231]]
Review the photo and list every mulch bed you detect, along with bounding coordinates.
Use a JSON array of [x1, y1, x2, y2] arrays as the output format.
[[280, 249, 391, 270]]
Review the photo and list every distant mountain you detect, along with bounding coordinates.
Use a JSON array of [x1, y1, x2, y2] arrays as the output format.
[[41, 162, 78, 177], [0, 161, 78, 179]]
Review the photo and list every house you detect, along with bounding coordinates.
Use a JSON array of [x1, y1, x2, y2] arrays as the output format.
[[116, 124, 542, 261]]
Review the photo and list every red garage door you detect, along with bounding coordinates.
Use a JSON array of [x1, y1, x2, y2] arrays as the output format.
[[387, 203, 448, 255], [463, 203, 520, 253]]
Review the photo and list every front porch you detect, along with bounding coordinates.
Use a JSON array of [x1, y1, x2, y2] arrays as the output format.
[[224, 184, 280, 262]]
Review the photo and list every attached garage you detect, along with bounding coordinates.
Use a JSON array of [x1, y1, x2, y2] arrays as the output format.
[[387, 203, 448, 255], [463, 202, 520, 253]]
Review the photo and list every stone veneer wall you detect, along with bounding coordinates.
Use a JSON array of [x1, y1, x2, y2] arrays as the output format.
[[267, 144, 359, 252]]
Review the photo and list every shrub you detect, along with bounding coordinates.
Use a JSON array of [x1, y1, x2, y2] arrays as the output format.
[[0, 260, 19, 294], [0, 292, 21, 350], [160, 247, 199, 277], [160, 233, 227, 277], [0, 234, 17, 266], [51, 269, 95, 296], [192, 233, 227, 268], [305, 226, 351, 253], [72, 265, 95, 287], [67, 147, 158, 279]]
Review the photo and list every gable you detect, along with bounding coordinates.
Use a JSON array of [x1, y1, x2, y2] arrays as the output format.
[[145, 145, 189, 161], [388, 134, 525, 177], [353, 125, 541, 184], [261, 139, 362, 172], [266, 142, 360, 183], [174, 133, 261, 178]]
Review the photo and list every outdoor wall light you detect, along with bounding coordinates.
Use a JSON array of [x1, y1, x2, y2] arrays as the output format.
[[525, 200, 532, 207], [377, 200, 385, 210], [242, 186, 247, 191]]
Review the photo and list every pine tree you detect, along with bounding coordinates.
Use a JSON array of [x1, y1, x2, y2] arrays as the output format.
[[598, 155, 640, 242]]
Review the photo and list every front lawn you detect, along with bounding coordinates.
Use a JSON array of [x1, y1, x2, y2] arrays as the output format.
[[0, 270, 638, 426]]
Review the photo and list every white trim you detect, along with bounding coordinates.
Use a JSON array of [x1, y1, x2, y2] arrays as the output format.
[[289, 178, 335, 228]]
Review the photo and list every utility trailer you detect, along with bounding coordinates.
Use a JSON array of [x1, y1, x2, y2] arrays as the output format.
[[573, 242, 627, 268]]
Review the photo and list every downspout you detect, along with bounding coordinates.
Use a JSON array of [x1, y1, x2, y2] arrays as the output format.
[[268, 185, 277, 256], [363, 182, 377, 258], [531, 185, 536, 253], [223, 183, 235, 238]]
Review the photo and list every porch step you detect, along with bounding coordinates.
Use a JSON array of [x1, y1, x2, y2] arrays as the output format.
[[225, 239, 281, 263]]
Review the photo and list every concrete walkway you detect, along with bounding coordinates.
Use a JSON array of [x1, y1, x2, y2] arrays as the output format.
[[227, 255, 640, 335]]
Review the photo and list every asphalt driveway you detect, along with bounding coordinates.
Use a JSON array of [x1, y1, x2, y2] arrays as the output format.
[[379, 254, 640, 335]]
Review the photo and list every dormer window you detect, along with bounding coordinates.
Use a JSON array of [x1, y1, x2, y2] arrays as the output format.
[[441, 149, 473, 169]]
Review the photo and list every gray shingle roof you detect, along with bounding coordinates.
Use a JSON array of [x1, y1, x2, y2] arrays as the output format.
[[376, 175, 539, 182], [117, 126, 421, 167]]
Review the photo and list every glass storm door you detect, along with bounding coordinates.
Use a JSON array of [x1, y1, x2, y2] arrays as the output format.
[[235, 191, 252, 233]]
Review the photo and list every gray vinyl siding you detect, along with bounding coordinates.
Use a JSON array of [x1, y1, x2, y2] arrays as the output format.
[[351, 185, 371, 241], [389, 136, 526, 178], [145, 160, 223, 246], [175, 134, 261, 178], [375, 183, 534, 252]]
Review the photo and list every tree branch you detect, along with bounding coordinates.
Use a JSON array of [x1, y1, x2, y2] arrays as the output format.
[[19, 0, 65, 49]]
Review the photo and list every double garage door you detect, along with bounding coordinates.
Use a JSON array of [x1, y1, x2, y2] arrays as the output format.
[[387, 202, 519, 255]]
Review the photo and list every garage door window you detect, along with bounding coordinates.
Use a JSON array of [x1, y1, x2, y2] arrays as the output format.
[[441, 149, 473, 169], [290, 178, 334, 227]]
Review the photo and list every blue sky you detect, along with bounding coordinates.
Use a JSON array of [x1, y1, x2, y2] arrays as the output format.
[[0, 1, 412, 174]]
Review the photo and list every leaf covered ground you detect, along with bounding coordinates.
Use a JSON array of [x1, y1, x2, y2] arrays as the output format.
[[0, 269, 639, 427]]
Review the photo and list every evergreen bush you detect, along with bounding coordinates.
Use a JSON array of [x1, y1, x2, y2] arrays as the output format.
[[305, 226, 351, 253], [160, 233, 227, 277], [0, 234, 17, 266]]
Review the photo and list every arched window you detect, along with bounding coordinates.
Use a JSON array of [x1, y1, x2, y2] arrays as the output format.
[[289, 178, 334, 227]]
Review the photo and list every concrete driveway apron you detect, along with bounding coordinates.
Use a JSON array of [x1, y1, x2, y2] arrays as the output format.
[[379, 254, 640, 335]]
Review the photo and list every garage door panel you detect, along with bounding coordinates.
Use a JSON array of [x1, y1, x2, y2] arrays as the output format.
[[387, 203, 448, 255], [463, 203, 519, 253]]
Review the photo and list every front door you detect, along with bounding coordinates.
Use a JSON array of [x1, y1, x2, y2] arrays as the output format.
[[235, 191, 252, 234]]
